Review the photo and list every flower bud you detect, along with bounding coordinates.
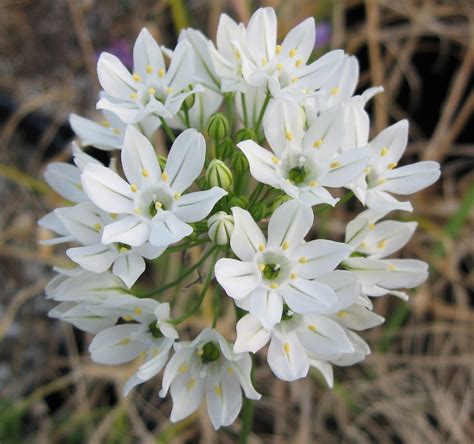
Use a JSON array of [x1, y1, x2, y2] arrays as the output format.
[[207, 211, 234, 245], [230, 150, 249, 173], [271, 194, 292, 212], [181, 85, 195, 111], [235, 128, 257, 143], [249, 202, 267, 220], [216, 138, 235, 159], [205, 160, 233, 191], [207, 113, 229, 140], [228, 195, 249, 208], [158, 155, 167, 171]]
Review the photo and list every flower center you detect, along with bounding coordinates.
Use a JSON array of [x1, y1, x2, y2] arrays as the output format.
[[134, 184, 174, 220], [262, 263, 281, 280], [288, 165, 306, 184], [281, 304, 294, 321], [117, 242, 132, 253], [199, 341, 221, 364], [148, 321, 163, 338]]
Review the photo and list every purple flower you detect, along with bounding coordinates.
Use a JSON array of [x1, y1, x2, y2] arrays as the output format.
[[315, 22, 331, 48], [96, 38, 133, 69]]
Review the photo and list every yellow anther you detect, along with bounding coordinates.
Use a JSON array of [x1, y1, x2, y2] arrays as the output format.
[[148, 87, 156, 95], [270, 283, 279, 289], [271, 155, 280, 164], [101, 120, 111, 128], [276, 63, 283, 71], [285, 130, 293, 141], [214, 385, 222, 396], [380, 146, 389, 157], [142, 169, 149, 177], [377, 178, 386, 185], [388, 263, 396, 271], [122, 315, 133, 321], [196, 348, 203, 356], [119, 247, 129, 253], [134, 208, 142, 215], [234, 50, 241, 60], [258, 264, 266, 272], [178, 364, 189, 373], [173, 192, 181, 200], [359, 241, 367, 249], [330, 86, 341, 96], [129, 92, 138, 101], [146, 65, 153, 74], [161, 171, 169, 182], [227, 366, 234, 375], [295, 59, 302, 67], [158, 68, 165, 78], [119, 337, 131, 345], [110, 213, 118, 220], [93, 223, 102, 231], [309, 181, 318, 187], [377, 240, 386, 249], [307, 324, 317, 331], [130, 183, 138, 193], [364, 166, 371, 174], [289, 48, 297, 58], [290, 272, 297, 280], [166, 87, 173, 94], [290, 76, 298, 84], [186, 377, 196, 390], [258, 243, 265, 252], [330, 161, 341, 169], [139, 351, 147, 359], [132, 73, 142, 82], [134, 307, 142, 315], [112, 128, 121, 135], [368, 223, 375, 230], [154, 201, 162, 209], [276, 45, 282, 55], [283, 342, 291, 353], [299, 256, 308, 264], [313, 139, 323, 148], [261, 57, 267, 66], [387, 162, 397, 170], [152, 348, 160, 357], [336, 311, 347, 318], [282, 241, 289, 250]]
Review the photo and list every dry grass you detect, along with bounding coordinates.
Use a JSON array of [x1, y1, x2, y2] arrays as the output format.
[[0, 0, 472, 442]]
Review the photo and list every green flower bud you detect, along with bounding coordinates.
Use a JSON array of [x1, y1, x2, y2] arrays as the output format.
[[231, 150, 249, 173], [228, 195, 249, 208], [158, 155, 167, 171], [216, 137, 235, 159], [207, 113, 229, 140], [250, 202, 267, 220], [235, 128, 257, 143], [199, 341, 221, 364], [271, 194, 292, 212], [207, 211, 234, 245], [181, 85, 196, 111], [205, 159, 233, 191], [193, 220, 209, 234]]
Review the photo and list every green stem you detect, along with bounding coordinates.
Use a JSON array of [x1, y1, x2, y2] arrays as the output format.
[[254, 93, 271, 134], [247, 183, 264, 209], [314, 190, 354, 214], [172, 247, 221, 324], [164, 239, 207, 254], [159, 117, 176, 142], [135, 246, 217, 298], [240, 93, 248, 128], [184, 108, 191, 128], [225, 92, 234, 135], [212, 284, 222, 328], [239, 396, 255, 444]]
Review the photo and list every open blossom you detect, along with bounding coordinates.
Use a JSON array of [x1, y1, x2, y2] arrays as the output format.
[[343, 209, 428, 300], [215, 199, 352, 329], [349, 120, 441, 212], [97, 28, 202, 124], [209, 8, 343, 99], [159, 328, 261, 429], [81, 125, 227, 248], [238, 105, 371, 206], [88, 296, 178, 395]]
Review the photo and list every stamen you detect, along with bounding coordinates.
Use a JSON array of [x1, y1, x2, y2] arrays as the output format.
[[148, 87, 156, 95], [377, 240, 386, 249], [290, 272, 297, 280], [186, 377, 196, 390], [290, 76, 298, 84], [298, 256, 308, 264], [271, 156, 280, 164], [285, 130, 293, 141], [276, 63, 283, 71], [258, 244, 265, 252], [368, 223, 375, 230], [178, 364, 189, 373], [282, 241, 289, 250], [158, 68, 165, 78], [307, 324, 317, 331], [129, 92, 138, 100], [313, 139, 323, 148], [270, 283, 279, 289], [214, 385, 222, 396], [380, 146, 389, 157], [101, 120, 111, 127], [119, 337, 130, 345], [132, 73, 142, 82], [330, 161, 341, 169], [161, 172, 169, 182], [154, 201, 163, 209], [173, 192, 181, 200], [146, 65, 153, 74], [142, 169, 149, 177], [330, 86, 341, 96], [289, 48, 296, 58], [166, 87, 173, 94], [93, 223, 102, 231], [387, 162, 397, 170], [283, 342, 291, 353], [130, 184, 138, 192], [122, 315, 133, 321], [261, 57, 267, 66], [388, 263, 396, 271], [134, 208, 142, 215], [134, 307, 142, 315], [295, 59, 302, 67], [309, 181, 318, 187], [336, 311, 347, 318], [276, 45, 282, 55]]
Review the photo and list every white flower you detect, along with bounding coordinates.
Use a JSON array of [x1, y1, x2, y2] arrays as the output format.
[[97, 28, 202, 124], [159, 328, 261, 429], [209, 8, 344, 99], [54, 202, 165, 288], [349, 120, 441, 212], [343, 209, 428, 300], [207, 211, 234, 245], [238, 105, 371, 207], [88, 296, 178, 395], [215, 199, 352, 329], [81, 125, 227, 248]]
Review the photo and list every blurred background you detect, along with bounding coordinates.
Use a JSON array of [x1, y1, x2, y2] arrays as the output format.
[[0, 0, 472, 442]]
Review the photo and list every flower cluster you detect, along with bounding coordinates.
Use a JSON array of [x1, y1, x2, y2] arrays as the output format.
[[39, 8, 440, 429]]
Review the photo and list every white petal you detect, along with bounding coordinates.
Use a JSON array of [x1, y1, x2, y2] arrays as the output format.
[[216, 14, 246, 59], [369, 120, 408, 168], [332, 304, 384, 331], [234, 314, 270, 353], [112, 253, 145, 288], [44, 162, 86, 202], [207, 372, 242, 429], [377, 259, 428, 289], [121, 125, 161, 186], [97, 52, 136, 101], [67, 244, 116, 272], [280, 17, 315, 64], [96, 97, 142, 124], [382, 161, 440, 195], [237, 140, 280, 188], [249, 287, 283, 330], [165, 129, 205, 193], [54, 202, 102, 245], [293, 240, 352, 279], [229, 353, 261, 399], [296, 50, 344, 90], [133, 28, 165, 79], [317, 270, 360, 313], [365, 189, 413, 212], [308, 359, 334, 387], [149, 212, 192, 246], [169, 371, 206, 423], [81, 164, 134, 213], [174, 188, 227, 223], [230, 207, 266, 261], [215, 259, 261, 301], [69, 114, 122, 151], [246, 7, 277, 65], [267, 199, 313, 251], [280, 279, 337, 314], [102, 216, 150, 246], [164, 39, 195, 93], [318, 148, 371, 187]]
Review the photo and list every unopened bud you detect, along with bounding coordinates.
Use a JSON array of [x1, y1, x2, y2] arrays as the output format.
[[181, 85, 196, 111], [228, 195, 249, 208], [205, 160, 233, 191], [207, 211, 234, 245], [158, 155, 167, 171], [216, 138, 235, 159], [235, 128, 257, 143], [207, 113, 229, 140], [231, 150, 249, 173], [271, 194, 292, 212], [250, 202, 267, 220]]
